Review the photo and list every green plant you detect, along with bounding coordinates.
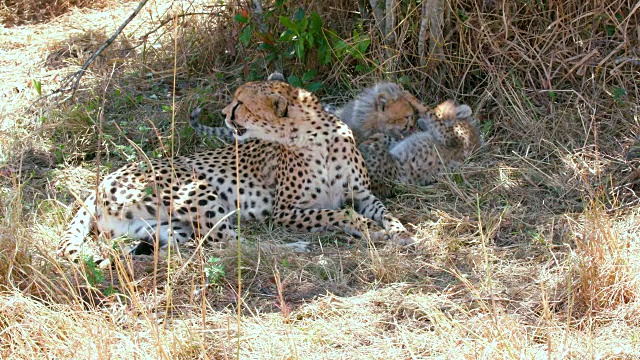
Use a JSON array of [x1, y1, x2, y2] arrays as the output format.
[[204, 256, 226, 285], [32, 79, 42, 95], [287, 69, 322, 92], [233, 4, 371, 83], [278, 9, 329, 64], [329, 28, 372, 73], [82, 256, 104, 287]]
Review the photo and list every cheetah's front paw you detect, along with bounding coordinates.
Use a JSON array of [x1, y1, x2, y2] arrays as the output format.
[[284, 240, 312, 252], [390, 231, 418, 246]]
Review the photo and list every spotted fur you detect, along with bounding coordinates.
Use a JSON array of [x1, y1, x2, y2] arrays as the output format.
[[59, 80, 415, 266], [334, 82, 426, 142], [359, 100, 483, 197], [190, 72, 286, 144]]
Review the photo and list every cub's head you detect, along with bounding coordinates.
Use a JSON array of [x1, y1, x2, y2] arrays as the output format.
[[351, 82, 427, 141], [418, 100, 482, 153], [222, 80, 329, 143]]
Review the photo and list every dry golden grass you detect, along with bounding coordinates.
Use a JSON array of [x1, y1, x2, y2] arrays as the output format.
[[1, 0, 639, 358]]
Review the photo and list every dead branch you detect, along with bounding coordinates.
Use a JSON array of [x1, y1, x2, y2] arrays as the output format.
[[251, 0, 266, 32], [368, 0, 385, 37], [384, 0, 396, 45], [420, 0, 445, 67], [356, 0, 369, 21], [418, 0, 429, 65], [52, 0, 150, 96]]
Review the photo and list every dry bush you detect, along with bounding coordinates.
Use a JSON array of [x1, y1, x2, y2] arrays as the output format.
[[0, 0, 112, 26]]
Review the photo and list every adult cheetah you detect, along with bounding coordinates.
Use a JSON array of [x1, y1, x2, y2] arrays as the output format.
[[58, 80, 415, 266], [359, 100, 483, 197]]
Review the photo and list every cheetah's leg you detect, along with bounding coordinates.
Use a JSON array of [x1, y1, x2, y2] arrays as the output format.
[[353, 190, 416, 245], [58, 192, 110, 266], [128, 218, 194, 255], [273, 208, 380, 240]]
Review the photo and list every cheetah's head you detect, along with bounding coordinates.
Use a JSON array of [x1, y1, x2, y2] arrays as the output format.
[[222, 80, 331, 144], [352, 82, 428, 141]]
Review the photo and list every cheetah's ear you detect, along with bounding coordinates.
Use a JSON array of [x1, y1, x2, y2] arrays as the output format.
[[269, 94, 288, 117], [267, 71, 286, 82], [375, 93, 388, 111], [455, 104, 473, 119]]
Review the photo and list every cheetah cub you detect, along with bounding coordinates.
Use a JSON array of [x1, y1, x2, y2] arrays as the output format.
[[359, 100, 482, 197], [328, 82, 426, 142]]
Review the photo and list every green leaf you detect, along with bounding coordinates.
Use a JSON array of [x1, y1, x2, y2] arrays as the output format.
[[32, 79, 42, 95], [612, 87, 626, 103], [288, 75, 302, 88], [398, 75, 411, 84], [306, 82, 323, 92], [279, 30, 294, 42], [302, 69, 317, 82], [300, 17, 309, 32], [355, 64, 372, 73], [234, 14, 248, 24], [82, 256, 105, 286], [306, 32, 315, 47], [294, 38, 305, 60], [239, 25, 252, 46], [309, 12, 322, 32], [357, 37, 371, 54], [293, 8, 305, 22], [279, 16, 297, 32], [318, 41, 330, 64]]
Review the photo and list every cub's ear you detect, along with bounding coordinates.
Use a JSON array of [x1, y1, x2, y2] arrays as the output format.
[[375, 93, 388, 111], [269, 94, 288, 117], [267, 71, 286, 82], [455, 104, 473, 118]]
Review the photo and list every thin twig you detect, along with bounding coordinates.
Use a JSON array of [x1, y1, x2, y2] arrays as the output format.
[[418, 0, 428, 66], [52, 0, 150, 96], [138, 12, 215, 43]]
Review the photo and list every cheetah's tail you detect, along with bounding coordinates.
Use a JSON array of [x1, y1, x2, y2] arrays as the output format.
[[189, 107, 202, 128]]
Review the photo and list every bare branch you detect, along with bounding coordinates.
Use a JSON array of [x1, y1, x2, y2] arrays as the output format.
[[356, 0, 369, 21], [384, 0, 396, 45], [428, 0, 445, 58], [421, 0, 445, 67], [52, 0, 151, 96], [251, 0, 266, 33], [418, 0, 429, 65], [368, 0, 385, 37]]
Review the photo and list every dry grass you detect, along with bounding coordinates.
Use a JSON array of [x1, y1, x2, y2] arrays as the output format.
[[1, 0, 639, 358]]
